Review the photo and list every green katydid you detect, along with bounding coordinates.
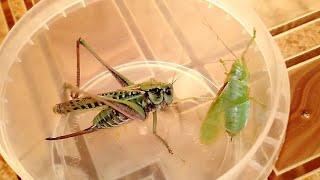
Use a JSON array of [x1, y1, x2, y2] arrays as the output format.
[[200, 22, 257, 144]]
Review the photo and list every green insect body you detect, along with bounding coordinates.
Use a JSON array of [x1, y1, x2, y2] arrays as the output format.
[[46, 38, 178, 155], [92, 107, 128, 128], [53, 89, 144, 114], [220, 59, 250, 137], [49, 79, 174, 140], [200, 59, 250, 143], [200, 28, 256, 144]]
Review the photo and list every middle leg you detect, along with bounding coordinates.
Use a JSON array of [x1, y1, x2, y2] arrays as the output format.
[[152, 111, 173, 154]]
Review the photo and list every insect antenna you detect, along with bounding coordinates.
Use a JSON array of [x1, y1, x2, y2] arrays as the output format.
[[46, 126, 97, 140], [170, 72, 179, 86], [202, 18, 238, 59], [241, 28, 256, 59]]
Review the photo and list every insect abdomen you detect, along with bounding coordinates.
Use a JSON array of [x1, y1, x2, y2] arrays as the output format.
[[225, 100, 250, 136], [53, 90, 143, 114], [223, 60, 250, 136], [53, 97, 105, 114], [93, 108, 129, 128]]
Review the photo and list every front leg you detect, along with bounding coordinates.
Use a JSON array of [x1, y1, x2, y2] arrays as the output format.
[[152, 111, 173, 154]]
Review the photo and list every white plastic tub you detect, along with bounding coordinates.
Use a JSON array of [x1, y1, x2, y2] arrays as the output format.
[[0, 0, 290, 179]]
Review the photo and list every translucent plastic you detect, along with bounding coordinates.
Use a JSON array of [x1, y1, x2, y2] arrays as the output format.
[[0, 0, 290, 179]]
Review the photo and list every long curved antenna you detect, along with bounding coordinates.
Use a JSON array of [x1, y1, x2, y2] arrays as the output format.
[[241, 28, 256, 59], [202, 18, 238, 59], [46, 126, 97, 140], [170, 72, 180, 86]]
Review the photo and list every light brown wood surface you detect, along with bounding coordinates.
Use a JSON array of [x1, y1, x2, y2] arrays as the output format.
[[274, 57, 320, 175]]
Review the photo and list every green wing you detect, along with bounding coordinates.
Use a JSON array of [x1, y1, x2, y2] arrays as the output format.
[[200, 97, 225, 144]]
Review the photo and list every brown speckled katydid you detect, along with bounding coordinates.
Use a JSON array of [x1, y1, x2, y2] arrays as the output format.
[[46, 38, 175, 154]]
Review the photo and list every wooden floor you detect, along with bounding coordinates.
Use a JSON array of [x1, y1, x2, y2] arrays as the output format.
[[0, 0, 319, 179]]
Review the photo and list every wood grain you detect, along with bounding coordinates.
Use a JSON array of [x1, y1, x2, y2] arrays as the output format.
[[23, 0, 34, 10], [275, 20, 320, 59], [1, 0, 15, 29], [247, 0, 320, 28], [285, 45, 320, 68], [270, 10, 320, 36], [301, 168, 320, 180], [275, 57, 320, 172], [7, 0, 27, 22], [32, 0, 40, 4], [0, 4, 9, 43], [270, 153, 320, 179], [0, 156, 18, 180]]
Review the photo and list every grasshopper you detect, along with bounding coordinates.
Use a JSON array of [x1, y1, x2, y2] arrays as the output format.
[[46, 38, 177, 154]]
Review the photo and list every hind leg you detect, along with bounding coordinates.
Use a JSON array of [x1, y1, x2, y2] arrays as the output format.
[[77, 38, 133, 87], [70, 39, 82, 99], [46, 126, 97, 140], [60, 39, 82, 100]]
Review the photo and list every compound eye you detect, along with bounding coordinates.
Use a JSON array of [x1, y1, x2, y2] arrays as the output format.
[[164, 88, 173, 104], [165, 88, 172, 95]]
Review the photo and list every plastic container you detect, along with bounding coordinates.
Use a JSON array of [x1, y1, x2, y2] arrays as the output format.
[[0, 0, 290, 179]]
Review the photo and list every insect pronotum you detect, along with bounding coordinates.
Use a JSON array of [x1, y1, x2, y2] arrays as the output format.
[[200, 21, 257, 144]]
